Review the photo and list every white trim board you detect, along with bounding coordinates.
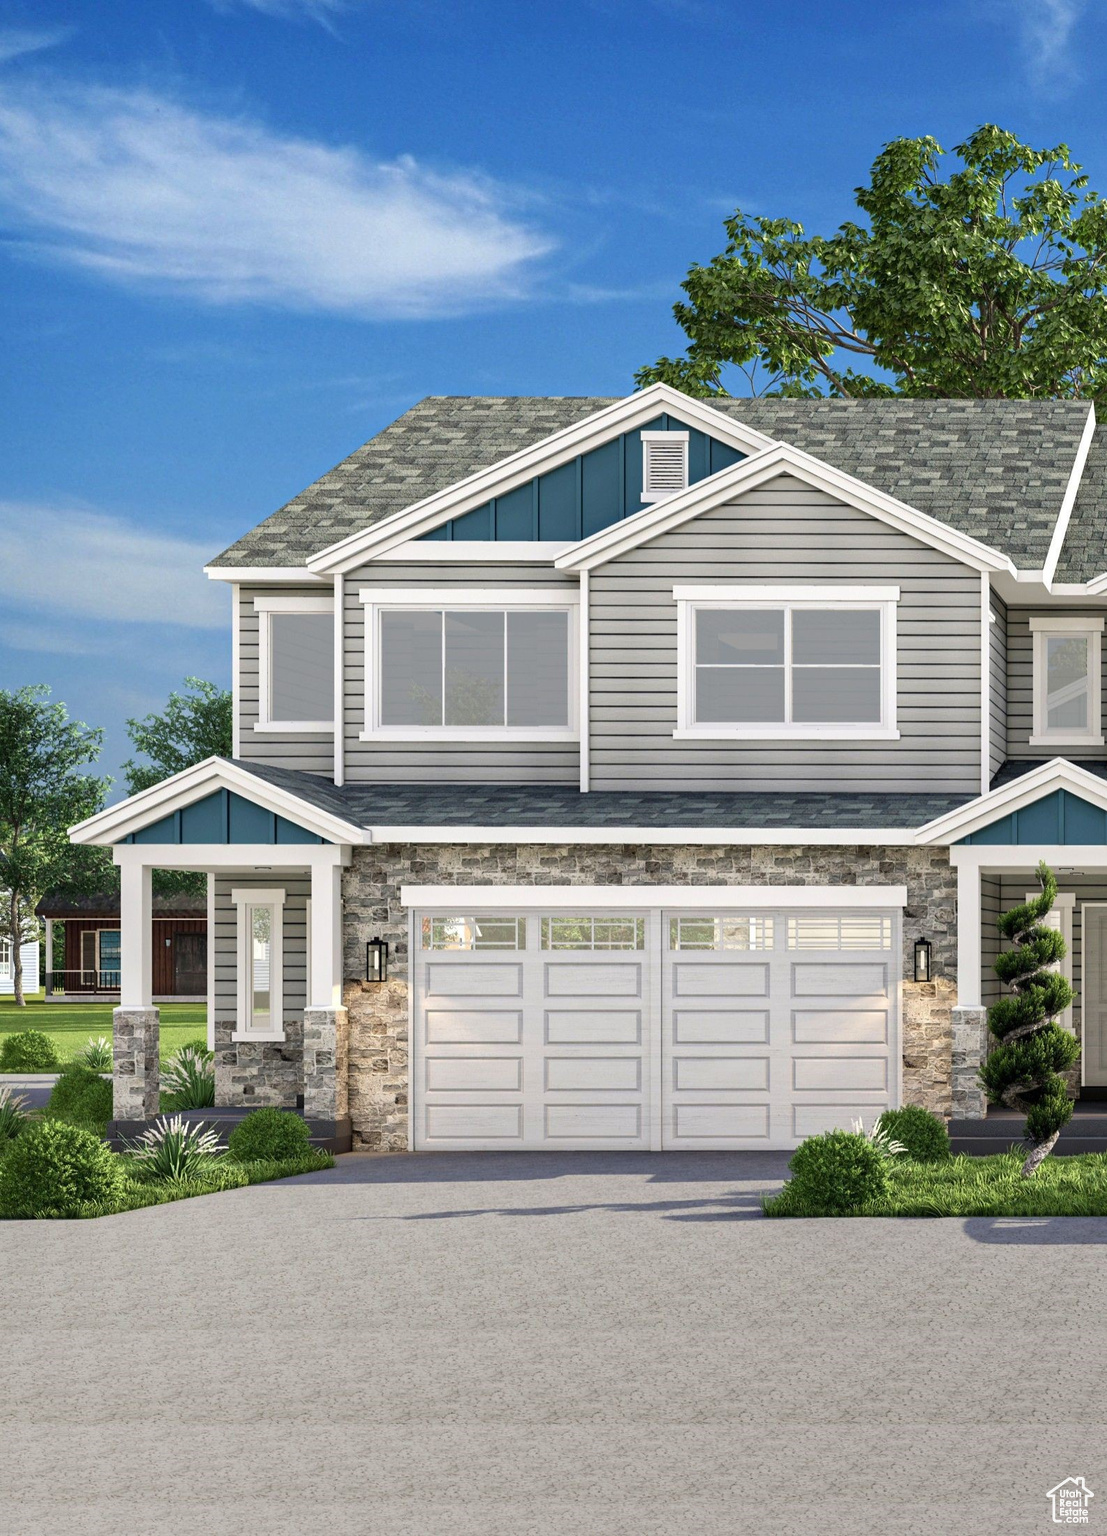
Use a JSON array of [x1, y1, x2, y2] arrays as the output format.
[[1043, 404, 1097, 587], [401, 883, 909, 909], [306, 384, 779, 572], [206, 566, 328, 584]]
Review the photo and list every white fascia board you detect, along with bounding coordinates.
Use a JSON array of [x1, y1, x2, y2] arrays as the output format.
[[368, 825, 920, 846], [556, 441, 1014, 575], [205, 566, 329, 585], [305, 384, 779, 574], [402, 882, 909, 908], [114, 843, 350, 870], [1084, 571, 1107, 595], [951, 843, 1107, 870], [916, 756, 1107, 845], [1043, 404, 1097, 588], [69, 756, 363, 847]]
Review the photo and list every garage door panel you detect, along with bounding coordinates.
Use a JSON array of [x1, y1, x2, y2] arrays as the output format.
[[545, 1057, 642, 1091], [545, 962, 642, 997], [674, 1104, 770, 1139], [792, 1056, 888, 1091], [672, 962, 769, 997], [674, 1056, 769, 1091], [425, 961, 523, 997], [545, 1104, 642, 1139], [673, 1009, 770, 1043], [791, 961, 888, 997], [544, 1008, 642, 1044], [792, 1008, 889, 1044], [793, 1104, 885, 1139], [424, 1104, 523, 1141], [425, 1057, 523, 1092], [426, 1009, 524, 1044]]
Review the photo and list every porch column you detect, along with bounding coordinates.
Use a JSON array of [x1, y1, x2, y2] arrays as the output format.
[[113, 859, 159, 1124], [303, 855, 349, 1126], [951, 852, 987, 1119], [44, 919, 53, 997]]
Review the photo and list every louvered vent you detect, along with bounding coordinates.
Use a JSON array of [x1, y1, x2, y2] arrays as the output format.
[[642, 432, 689, 501]]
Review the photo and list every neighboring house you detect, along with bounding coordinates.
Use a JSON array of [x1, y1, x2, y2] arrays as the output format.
[[0, 935, 40, 997], [34, 893, 208, 1005], [68, 382, 1107, 1151]]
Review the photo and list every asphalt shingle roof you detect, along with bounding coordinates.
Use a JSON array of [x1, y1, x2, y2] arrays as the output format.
[[209, 396, 1094, 574], [1054, 425, 1107, 583], [234, 759, 968, 832]]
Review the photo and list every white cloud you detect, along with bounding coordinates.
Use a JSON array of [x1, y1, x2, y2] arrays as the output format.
[[1010, 0, 1087, 92], [207, 0, 346, 17], [0, 28, 71, 64], [1, 504, 228, 629], [0, 78, 553, 317]]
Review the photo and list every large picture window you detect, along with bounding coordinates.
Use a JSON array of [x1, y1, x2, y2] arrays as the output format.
[[1030, 615, 1103, 747], [674, 585, 899, 741], [254, 595, 334, 733], [361, 588, 577, 740]]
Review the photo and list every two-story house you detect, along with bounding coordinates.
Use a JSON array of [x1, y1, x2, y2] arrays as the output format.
[[72, 382, 1107, 1152]]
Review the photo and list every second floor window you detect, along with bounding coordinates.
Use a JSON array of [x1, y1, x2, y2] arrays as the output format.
[[1030, 615, 1104, 746], [674, 585, 899, 741], [254, 595, 335, 733], [361, 590, 578, 739]]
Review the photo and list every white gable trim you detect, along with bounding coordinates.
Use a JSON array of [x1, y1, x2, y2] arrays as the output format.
[[554, 441, 1014, 575], [205, 566, 328, 584], [304, 384, 778, 573], [1043, 404, 1097, 587], [916, 757, 1107, 845], [68, 757, 362, 847]]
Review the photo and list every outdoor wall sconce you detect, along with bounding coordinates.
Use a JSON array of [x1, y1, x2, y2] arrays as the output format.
[[366, 937, 389, 984], [913, 938, 932, 983]]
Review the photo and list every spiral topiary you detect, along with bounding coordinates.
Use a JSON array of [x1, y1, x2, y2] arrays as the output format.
[[979, 860, 1079, 1176]]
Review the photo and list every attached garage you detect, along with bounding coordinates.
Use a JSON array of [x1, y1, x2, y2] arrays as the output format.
[[408, 889, 903, 1151]]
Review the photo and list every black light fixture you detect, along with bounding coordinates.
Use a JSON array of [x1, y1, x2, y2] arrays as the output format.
[[913, 937, 932, 983], [366, 937, 389, 984]]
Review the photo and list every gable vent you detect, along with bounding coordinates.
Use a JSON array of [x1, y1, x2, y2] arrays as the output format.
[[641, 431, 690, 502]]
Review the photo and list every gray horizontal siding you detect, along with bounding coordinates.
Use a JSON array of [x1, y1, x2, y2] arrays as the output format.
[[344, 562, 580, 784], [589, 475, 983, 793], [1006, 607, 1107, 760], [236, 585, 334, 776], [213, 874, 310, 1029], [989, 590, 1007, 782]]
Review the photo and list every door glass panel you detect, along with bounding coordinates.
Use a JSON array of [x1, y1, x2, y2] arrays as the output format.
[[250, 906, 272, 1030]]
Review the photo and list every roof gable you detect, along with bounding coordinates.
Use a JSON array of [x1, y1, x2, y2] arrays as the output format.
[[918, 758, 1107, 844]]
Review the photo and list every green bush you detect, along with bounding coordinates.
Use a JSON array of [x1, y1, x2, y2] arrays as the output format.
[[0, 1120, 124, 1218], [0, 1085, 29, 1143], [876, 1105, 951, 1163], [227, 1107, 312, 1163], [784, 1130, 890, 1215], [0, 1029, 60, 1072], [45, 1064, 114, 1129]]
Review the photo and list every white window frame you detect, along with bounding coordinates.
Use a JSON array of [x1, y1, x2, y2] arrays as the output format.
[[358, 587, 580, 742], [231, 887, 286, 1042], [1029, 614, 1104, 748], [641, 430, 689, 503], [0, 937, 10, 980], [253, 594, 335, 734], [672, 584, 900, 741]]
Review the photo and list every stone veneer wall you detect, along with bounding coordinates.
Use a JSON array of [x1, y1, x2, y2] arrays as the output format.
[[342, 842, 959, 1151]]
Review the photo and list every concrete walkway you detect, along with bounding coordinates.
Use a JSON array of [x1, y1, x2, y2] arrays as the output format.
[[3, 1150, 1107, 1536]]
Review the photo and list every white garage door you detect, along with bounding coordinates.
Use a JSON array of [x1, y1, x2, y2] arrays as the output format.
[[413, 906, 899, 1151]]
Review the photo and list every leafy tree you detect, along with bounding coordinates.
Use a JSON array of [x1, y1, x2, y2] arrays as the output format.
[[637, 126, 1107, 400], [980, 861, 1079, 1176], [0, 687, 110, 1006], [123, 677, 232, 795]]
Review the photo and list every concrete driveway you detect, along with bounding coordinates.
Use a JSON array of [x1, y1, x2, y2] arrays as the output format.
[[3, 1150, 1107, 1536]]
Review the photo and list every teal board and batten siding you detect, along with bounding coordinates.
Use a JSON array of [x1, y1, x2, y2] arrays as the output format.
[[344, 561, 580, 783], [419, 416, 744, 542], [121, 788, 324, 845], [1005, 607, 1107, 761], [989, 591, 1007, 783], [212, 873, 310, 1033], [588, 473, 984, 794], [236, 585, 334, 776], [958, 789, 1107, 844]]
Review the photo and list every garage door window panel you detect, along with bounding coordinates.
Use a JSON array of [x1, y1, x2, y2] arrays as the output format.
[[422, 916, 527, 950], [541, 916, 645, 950], [669, 916, 774, 951]]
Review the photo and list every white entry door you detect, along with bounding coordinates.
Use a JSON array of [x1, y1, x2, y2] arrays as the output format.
[[412, 904, 901, 1151]]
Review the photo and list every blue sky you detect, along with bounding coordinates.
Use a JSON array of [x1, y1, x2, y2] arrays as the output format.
[[0, 0, 1104, 784]]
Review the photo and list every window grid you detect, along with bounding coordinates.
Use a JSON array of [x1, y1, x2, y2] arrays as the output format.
[[669, 916, 775, 951], [422, 916, 527, 951], [540, 916, 646, 951], [787, 915, 893, 951]]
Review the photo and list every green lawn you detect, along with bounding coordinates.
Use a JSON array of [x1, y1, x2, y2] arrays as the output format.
[[764, 1149, 1107, 1218], [0, 993, 205, 1068]]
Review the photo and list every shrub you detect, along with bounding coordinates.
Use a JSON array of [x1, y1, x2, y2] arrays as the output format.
[[161, 1045, 215, 1110], [227, 1107, 311, 1163], [45, 1063, 114, 1129], [125, 1115, 223, 1182], [0, 1120, 124, 1218], [0, 1085, 29, 1143], [81, 1035, 113, 1071], [0, 1029, 60, 1072], [876, 1105, 951, 1163], [182, 1037, 211, 1055], [784, 1130, 891, 1215]]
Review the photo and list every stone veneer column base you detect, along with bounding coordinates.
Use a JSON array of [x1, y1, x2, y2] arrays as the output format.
[[951, 1006, 988, 1119], [112, 1006, 160, 1123], [303, 1007, 350, 1122]]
